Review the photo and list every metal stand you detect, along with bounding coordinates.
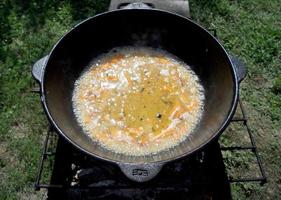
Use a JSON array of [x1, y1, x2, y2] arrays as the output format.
[[34, 100, 267, 192], [209, 28, 266, 185], [35, 127, 232, 200], [220, 98, 267, 184]]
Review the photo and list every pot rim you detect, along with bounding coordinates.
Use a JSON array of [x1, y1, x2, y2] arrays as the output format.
[[40, 8, 239, 165]]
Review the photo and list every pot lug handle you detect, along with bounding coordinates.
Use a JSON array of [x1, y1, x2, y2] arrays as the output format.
[[118, 162, 164, 182], [32, 55, 49, 84], [118, 2, 154, 10]]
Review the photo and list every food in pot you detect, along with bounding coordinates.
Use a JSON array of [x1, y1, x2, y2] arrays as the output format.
[[72, 47, 204, 155]]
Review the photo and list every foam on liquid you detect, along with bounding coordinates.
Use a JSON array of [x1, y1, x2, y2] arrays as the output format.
[[72, 47, 204, 156]]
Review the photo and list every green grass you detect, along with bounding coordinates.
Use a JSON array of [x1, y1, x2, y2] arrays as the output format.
[[190, 0, 281, 199], [0, 0, 280, 199]]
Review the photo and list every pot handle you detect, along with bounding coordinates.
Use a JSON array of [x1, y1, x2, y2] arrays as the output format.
[[32, 55, 49, 84], [117, 162, 164, 182], [117, 2, 154, 10]]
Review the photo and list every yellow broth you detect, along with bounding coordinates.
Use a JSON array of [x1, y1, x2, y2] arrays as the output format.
[[72, 47, 204, 155]]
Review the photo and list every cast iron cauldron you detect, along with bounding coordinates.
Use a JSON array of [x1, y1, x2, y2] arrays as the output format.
[[32, 6, 238, 182]]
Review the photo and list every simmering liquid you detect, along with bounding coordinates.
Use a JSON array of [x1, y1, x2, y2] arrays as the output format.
[[72, 47, 204, 156]]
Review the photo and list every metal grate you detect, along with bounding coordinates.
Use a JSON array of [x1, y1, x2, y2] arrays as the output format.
[[207, 27, 266, 185], [34, 99, 267, 192], [34, 126, 233, 200], [220, 99, 267, 184]]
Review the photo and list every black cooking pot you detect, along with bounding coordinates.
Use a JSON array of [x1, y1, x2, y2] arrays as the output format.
[[32, 7, 238, 182]]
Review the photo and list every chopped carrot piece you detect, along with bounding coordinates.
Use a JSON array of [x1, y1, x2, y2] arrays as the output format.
[[106, 75, 118, 81], [170, 98, 187, 119], [150, 128, 174, 141], [110, 54, 125, 64], [124, 71, 133, 86]]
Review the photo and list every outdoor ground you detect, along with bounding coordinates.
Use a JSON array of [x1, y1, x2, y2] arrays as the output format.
[[0, 0, 280, 199]]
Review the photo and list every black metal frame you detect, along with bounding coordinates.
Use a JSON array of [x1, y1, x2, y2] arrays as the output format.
[[220, 98, 267, 184], [34, 97, 267, 191], [35, 125, 232, 195], [208, 27, 266, 185], [34, 126, 61, 190]]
